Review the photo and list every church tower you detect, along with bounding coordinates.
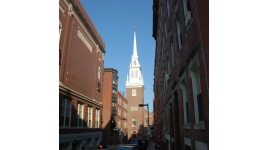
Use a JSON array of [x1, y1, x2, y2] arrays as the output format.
[[126, 26, 145, 139]]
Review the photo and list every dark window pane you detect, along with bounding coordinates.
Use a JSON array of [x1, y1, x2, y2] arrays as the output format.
[[186, 102, 189, 123], [197, 93, 204, 121], [65, 117, 70, 126]]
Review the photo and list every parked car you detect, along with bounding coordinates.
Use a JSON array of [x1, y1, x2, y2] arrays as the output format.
[[113, 145, 138, 150], [127, 139, 144, 150]]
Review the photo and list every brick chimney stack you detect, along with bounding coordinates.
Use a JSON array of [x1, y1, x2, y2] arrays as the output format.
[[123, 92, 124, 97]]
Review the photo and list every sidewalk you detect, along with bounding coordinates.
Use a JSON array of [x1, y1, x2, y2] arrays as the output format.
[[148, 139, 156, 150]]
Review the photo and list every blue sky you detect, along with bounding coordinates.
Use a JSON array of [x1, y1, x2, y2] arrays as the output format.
[[80, 0, 155, 111]]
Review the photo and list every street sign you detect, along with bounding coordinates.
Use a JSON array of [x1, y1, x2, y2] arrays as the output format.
[[150, 130, 154, 131], [113, 129, 118, 130]]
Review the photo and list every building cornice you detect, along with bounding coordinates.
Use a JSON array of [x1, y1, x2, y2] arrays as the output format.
[[59, 82, 103, 108], [69, 0, 106, 53]]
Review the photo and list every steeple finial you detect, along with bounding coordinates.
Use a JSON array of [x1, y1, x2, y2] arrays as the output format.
[[132, 25, 138, 58]]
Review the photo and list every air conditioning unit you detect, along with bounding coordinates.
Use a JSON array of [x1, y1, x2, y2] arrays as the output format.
[[185, 11, 192, 27], [166, 74, 170, 81]]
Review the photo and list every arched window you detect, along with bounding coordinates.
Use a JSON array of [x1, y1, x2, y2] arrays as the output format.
[[59, 20, 62, 42], [135, 70, 138, 77], [98, 67, 101, 80], [134, 60, 136, 66], [132, 118, 137, 127], [132, 89, 136, 96], [131, 70, 134, 78]]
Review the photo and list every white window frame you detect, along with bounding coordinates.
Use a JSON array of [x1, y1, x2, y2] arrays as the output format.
[[95, 109, 100, 128], [132, 118, 137, 127], [87, 106, 92, 127], [165, 22, 167, 39], [170, 41, 175, 68], [175, 19, 182, 52], [61, 99, 72, 127], [59, 20, 62, 42], [167, 0, 170, 18], [98, 67, 101, 80], [132, 89, 136, 96], [77, 103, 84, 127], [180, 71, 190, 129], [188, 53, 205, 129]]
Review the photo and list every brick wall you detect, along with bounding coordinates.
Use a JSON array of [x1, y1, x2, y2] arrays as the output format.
[[152, 0, 209, 149]]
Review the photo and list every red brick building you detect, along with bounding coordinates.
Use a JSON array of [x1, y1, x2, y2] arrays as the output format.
[[59, 0, 105, 149], [152, 0, 209, 150], [102, 68, 129, 145], [116, 91, 128, 144]]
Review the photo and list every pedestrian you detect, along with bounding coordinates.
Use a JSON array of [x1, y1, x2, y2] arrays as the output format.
[[72, 139, 77, 150], [81, 138, 86, 150]]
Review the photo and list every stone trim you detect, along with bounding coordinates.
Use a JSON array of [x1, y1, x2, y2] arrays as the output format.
[[59, 82, 103, 107]]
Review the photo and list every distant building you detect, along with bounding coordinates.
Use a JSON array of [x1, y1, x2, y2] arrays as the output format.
[[126, 27, 145, 140], [59, 0, 106, 149], [116, 91, 128, 144], [152, 0, 209, 150], [102, 68, 119, 145]]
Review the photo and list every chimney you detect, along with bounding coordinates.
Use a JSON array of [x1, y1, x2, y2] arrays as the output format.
[[123, 92, 124, 97]]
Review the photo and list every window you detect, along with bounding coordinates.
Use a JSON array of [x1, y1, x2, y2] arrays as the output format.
[[97, 82, 101, 92], [118, 119, 121, 128], [183, 0, 192, 30], [95, 137, 100, 147], [77, 102, 84, 127], [113, 80, 115, 84], [95, 109, 100, 128], [87, 106, 92, 127], [167, 0, 170, 18], [189, 53, 204, 128], [170, 41, 175, 68], [113, 90, 116, 95], [60, 99, 72, 127], [59, 49, 62, 65], [132, 89, 136, 96], [59, 20, 62, 42], [135, 70, 138, 77], [165, 22, 167, 39], [176, 19, 183, 51], [132, 118, 137, 127], [134, 60, 136, 66], [118, 109, 121, 116], [112, 102, 116, 107], [98, 67, 101, 80], [181, 78, 189, 126], [86, 138, 92, 148]]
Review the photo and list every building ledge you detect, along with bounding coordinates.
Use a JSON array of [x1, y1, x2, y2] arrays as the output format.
[[183, 125, 190, 129], [194, 122, 205, 130]]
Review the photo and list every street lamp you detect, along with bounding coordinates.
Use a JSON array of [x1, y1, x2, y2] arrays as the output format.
[[139, 103, 149, 131], [139, 103, 150, 149]]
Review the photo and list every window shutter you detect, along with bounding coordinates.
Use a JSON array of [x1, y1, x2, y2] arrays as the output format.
[[197, 93, 204, 121]]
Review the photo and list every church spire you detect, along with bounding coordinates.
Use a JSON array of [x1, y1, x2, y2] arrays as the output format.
[[132, 25, 138, 58]]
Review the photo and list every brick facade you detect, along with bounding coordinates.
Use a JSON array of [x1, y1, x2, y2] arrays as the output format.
[[102, 68, 126, 145], [116, 91, 128, 144], [126, 87, 145, 140], [59, 0, 105, 149], [152, 0, 209, 150]]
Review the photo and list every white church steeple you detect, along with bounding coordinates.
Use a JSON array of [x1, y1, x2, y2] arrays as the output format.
[[126, 26, 145, 89]]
